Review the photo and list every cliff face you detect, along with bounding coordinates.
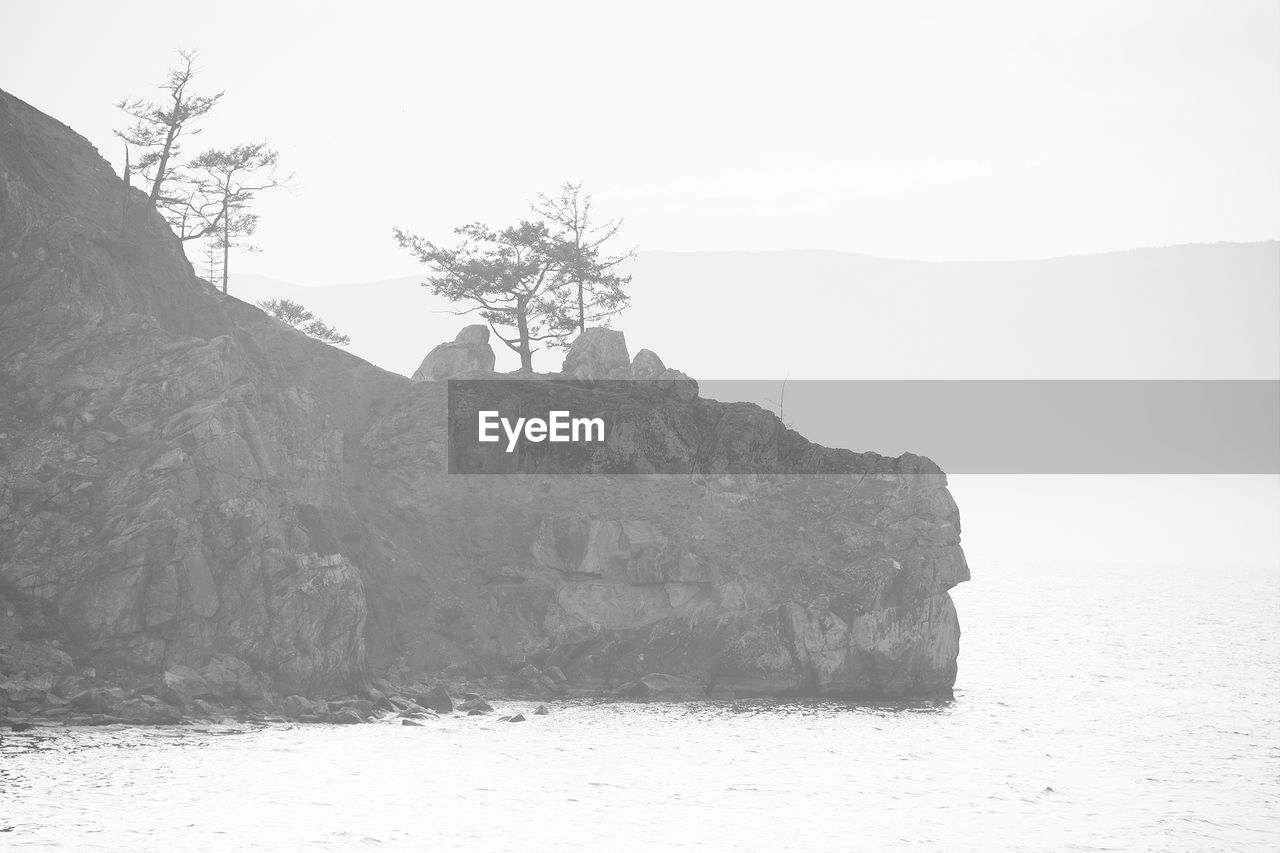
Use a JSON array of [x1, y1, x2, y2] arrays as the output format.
[[0, 89, 968, 700]]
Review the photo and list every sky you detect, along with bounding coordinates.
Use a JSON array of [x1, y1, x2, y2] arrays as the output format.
[[3, 0, 1279, 283]]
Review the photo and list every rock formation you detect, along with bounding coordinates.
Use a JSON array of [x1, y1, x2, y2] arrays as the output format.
[[562, 327, 630, 380], [557, 329, 698, 399], [412, 324, 496, 381], [0, 88, 968, 711]]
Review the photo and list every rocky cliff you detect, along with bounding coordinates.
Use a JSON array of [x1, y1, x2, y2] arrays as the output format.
[[0, 89, 968, 708]]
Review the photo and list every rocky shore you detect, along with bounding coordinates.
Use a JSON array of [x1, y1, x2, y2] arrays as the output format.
[[1, 635, 749, 730]]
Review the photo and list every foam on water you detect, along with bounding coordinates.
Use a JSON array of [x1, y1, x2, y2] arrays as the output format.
[[2, 561, 1277, 851]]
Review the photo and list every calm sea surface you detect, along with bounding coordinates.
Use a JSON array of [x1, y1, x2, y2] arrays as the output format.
[[2, 561, 1277, 851]]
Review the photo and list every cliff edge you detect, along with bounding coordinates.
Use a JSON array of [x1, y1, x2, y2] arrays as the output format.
[[0, 88, 968, 713]]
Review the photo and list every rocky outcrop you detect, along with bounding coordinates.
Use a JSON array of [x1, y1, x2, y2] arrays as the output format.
[[412, 324, 496, 381], [0, 89, 370, 696], [0, 88, 968, 709], [562, 327, 630, 380], [560, 329, 697, 395]]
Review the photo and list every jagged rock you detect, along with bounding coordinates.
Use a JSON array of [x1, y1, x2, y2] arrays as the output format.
[[159, 665, 211, 707], [506, 713, 526, 722], [562, 328, 629, 380], [656, 368, 699, 400], [328, 708, 365, 724], [69, 687, 126, 715], [415, 684, 453, 714], [365, 687, 395, 711], [401, 718, 423, 726], [532, 704, 549, 715], [412, 325, 496, 381], [458, 697, 492, 713]]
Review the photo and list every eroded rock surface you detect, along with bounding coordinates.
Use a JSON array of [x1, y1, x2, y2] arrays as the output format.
[[412, 324, 496, 381]]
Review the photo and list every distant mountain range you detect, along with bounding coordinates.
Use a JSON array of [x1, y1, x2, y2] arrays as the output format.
[[231, 242, 1279, 380]]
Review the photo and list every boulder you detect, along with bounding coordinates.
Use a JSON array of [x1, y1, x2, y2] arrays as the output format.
[[458, 697, 492, 713], [159, 665, 211, 707], [562, 328, 629, 381], [412, 325, 496, 381], [630, 349, 666, 379], [189, 699, 220, 718], [69, 686, 127, 715], [657, 369, 698, 401], [367, 688, 395, 711], [532, 704, 550, 716], [401, 718, 423, 726], [506, 713, 526, 722], [415, 684, 453, 714], [198, 655, 256, 703], [328, 708, 364, 724]]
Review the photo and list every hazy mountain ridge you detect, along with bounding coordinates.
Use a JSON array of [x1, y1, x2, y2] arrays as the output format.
[[233, 240, 1280, 380]]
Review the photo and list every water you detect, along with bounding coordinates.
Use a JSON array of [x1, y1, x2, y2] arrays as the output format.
[[2, 561, 1277, 851]]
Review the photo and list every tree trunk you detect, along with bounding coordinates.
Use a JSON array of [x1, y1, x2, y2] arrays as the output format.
[[221, 214, 229, 295], [149, 124, 178, 205], [516, 299, 533, 371], [578, 282, 585, 335]]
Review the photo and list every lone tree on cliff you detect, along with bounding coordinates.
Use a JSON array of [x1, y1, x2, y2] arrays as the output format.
[[114, 49, 223, 207], [179, 143, 291, 294], [533, 182, 634, 335], [394, 221, 567, 371], [257, 298, 350, 346], [114, 51, 291, 295]]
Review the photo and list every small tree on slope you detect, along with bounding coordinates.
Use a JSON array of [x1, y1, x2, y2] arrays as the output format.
[[257, 298, 350, 346]]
